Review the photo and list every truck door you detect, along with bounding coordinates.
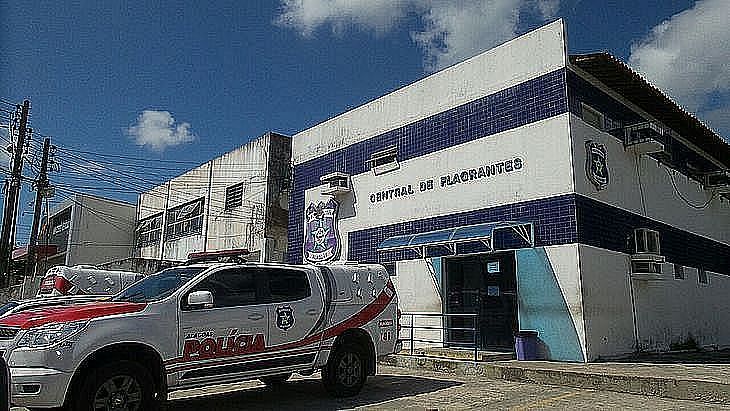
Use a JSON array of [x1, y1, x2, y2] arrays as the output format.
[[174, 267, 269, 386], [265, 267, 325, 366]]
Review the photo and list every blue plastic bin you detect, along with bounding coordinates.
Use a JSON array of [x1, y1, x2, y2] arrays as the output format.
[[514, 330, 538, 361]]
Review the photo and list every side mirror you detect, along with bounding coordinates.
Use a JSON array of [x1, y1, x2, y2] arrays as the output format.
[[187, 291, 214, 309]]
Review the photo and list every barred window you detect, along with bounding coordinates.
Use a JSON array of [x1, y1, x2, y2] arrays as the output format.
[[165, 198, 204, 241], [136, 213, 163, 247], [225, 182, 244, 210]]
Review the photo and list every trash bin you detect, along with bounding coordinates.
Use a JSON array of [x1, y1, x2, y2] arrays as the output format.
[[514, 330, 539, 361]]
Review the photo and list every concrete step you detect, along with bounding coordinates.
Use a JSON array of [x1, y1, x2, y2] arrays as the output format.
[[381, 354, 730, 404], [403, 347, 514, 362]]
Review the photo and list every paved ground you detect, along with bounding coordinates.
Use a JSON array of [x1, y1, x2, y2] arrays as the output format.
[[165, 366, 729, 410], [12, 365, 730, 410]]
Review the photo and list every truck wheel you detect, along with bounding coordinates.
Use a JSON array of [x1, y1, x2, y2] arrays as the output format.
[[322, 344, 367, 397], [72, 360, 157, 411], [260, 373, 292, 387]]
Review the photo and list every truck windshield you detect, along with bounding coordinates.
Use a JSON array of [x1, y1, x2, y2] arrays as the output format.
[[112, 267, 206, 303]]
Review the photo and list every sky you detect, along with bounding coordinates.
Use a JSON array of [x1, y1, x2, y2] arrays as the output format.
[[0, 0, 728, 245]]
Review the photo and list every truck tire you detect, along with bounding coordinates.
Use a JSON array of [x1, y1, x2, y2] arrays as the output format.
[[322, 344, 367, 397], [71, 360, 158, 411], [260, 373, 292, 387]]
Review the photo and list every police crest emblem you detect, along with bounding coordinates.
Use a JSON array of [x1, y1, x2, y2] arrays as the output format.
[[303, 198, 341, 263], [585, 140, 609, 190], [276, 306, 295, 331]]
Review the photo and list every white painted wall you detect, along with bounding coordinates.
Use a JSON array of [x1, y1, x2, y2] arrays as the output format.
[[578, 244, 635, 360], [633, 266, 730, 351], [303, 114, 575, 259], [393, 259, 444, 348], [579, 243, 730, 358], [66, 194, 136, 266], [137, 134, 280, 261], [292, 19, 567, 165], [571, 114, 730, 245]]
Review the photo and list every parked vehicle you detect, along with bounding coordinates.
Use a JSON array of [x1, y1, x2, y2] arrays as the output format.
[[0, 256, 399, 410], [37, 265, 144, 297], [0, 295, 109, 319]]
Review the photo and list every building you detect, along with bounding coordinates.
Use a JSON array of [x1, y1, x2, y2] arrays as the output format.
[[137, 131, 291, 262], [15, 193, 137, 297], [287, 20, 730, 362]]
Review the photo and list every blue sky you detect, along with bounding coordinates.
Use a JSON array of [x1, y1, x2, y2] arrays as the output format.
[[1, 0, 728, 245]]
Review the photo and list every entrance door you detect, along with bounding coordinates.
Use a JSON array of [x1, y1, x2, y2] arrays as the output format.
[[444, 253, 517, 350]]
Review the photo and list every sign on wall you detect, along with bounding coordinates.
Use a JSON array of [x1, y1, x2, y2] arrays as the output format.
[[585, 140, 609, 190], [303, 198, 341, 263]]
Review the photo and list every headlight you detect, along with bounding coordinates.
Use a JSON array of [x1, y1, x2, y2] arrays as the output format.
[[17, 321, 88, 348]]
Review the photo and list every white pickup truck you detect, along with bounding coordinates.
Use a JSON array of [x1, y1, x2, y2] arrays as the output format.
[[0, 260, 399, 410]]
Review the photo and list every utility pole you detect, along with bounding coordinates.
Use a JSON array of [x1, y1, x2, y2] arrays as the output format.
[[26, 137, 51, 282], [0, 100, 30, 288]]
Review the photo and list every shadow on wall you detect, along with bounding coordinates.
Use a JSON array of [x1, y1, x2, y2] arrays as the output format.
[[516, 247, 585, 362]]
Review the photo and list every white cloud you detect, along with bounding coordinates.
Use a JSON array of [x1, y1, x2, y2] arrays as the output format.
[[127, 110, 196, 151], [628, 0, 730, 138], [276, 0, 561, 72]]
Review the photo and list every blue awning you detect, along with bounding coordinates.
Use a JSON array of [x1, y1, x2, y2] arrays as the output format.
[[377, 221, 534, 256]]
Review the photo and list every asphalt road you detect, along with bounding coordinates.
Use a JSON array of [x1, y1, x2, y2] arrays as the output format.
[[13, 365, 730, 410]]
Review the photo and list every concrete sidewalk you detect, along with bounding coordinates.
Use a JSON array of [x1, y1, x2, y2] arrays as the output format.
[[381, 354, 730, 404]]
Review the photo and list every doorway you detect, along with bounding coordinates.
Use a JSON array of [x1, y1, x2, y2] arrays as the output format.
[[444, 252, 518, 350]]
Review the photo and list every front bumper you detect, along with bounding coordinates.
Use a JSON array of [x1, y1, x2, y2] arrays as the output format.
[[9, 367, 72, 408]]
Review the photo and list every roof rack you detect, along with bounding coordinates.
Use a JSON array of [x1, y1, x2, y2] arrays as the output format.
[[186, 249, 250, 265]]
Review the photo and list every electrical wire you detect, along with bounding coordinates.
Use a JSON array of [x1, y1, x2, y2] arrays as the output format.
[[665, 168, 717, 209]]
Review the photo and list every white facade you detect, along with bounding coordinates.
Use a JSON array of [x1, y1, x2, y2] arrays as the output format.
[[137, 132, 290, 262], [288, 20, 730, 361]]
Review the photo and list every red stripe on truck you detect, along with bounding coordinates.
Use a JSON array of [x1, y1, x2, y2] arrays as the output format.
[[0, 302, 147, 329]]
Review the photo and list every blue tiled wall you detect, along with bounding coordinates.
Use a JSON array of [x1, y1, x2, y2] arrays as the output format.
[[575, 195, 730, 275], [348, 195, 577, 263], [288, 68, 569, 263]]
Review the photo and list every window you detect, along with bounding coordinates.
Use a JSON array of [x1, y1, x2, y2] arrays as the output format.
[[189, 268, 259, 309], [673, 264, 685, 280], [698, 268, 709, 285], [267, 269, 311, 303], [225, 182, 244, 210], [136, 213, 163, 247], [165, 198, 204, 240], [367, 146, 399, 175], [581, 103, 604, 130]]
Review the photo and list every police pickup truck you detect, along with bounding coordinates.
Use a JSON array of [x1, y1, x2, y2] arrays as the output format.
[[0, 258, 399, 410]]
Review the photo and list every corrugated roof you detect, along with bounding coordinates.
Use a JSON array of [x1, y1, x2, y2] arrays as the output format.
[[569, 53, 730, 170]]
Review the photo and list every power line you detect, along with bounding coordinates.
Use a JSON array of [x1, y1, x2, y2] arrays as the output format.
[[55, 146, 201, 165]]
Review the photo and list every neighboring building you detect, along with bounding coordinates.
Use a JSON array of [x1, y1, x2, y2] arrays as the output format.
[[38, 193, 137, 270], [137, 131, 291, 262], [15, 193, 137, 297], [288, 20, 730, 362]]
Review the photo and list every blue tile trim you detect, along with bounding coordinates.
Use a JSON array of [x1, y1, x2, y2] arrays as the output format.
[[288, 68, 569, 263], [347, 194, 578, 264], [575, 194, 730, 276]]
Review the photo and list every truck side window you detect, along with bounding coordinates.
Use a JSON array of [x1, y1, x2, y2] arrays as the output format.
[[190, 268, 258, 308], [267, 269, 311, 303]]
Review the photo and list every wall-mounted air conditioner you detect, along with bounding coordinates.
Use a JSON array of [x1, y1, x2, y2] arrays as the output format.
[[702, 171, 730, 194], [623, 122, 666, 155], [320, 172, 351, 196], [630, 228, 664, 280]]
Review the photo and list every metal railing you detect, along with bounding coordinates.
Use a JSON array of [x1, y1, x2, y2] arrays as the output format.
[[399, 312, 479, 362]]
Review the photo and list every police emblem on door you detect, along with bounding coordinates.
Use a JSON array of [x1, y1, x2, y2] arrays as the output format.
[[303, 198, 341, 263], [276, 306, 295, 331], [585, 140, 609, 190]]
